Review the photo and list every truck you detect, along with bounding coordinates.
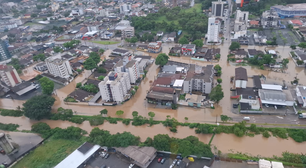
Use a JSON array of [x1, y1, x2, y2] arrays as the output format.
[[298, 113, 306, 119]]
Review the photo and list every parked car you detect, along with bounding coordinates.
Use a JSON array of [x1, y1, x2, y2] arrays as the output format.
[[243, 117, 250, 121], [5, 95, 10, 98], [104, 153, 109, 159], [161, 158, 166, 164], [172, 159, 177, 165], [233, 104, 239, 108], [169, 163, 175, 168], [129, 164, 134, 168], [100, 152, 106, 158], [176, 155, 183, 160], [176, 160, 181, 166], [158, 157, 163, 163]]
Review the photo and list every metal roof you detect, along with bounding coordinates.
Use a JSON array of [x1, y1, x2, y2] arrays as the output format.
[[261, 84, 282, 91]]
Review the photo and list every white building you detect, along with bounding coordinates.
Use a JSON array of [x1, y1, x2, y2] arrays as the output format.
[[234, 10, 249, 32], [99, 71, 131, 103], [207, 17, 220, 43], [45, 54, 73, 79], [0, 65, 21, 87], [51, 2, 60, 12], [120, 4, 131, 14], [296, 86, 306, 108], [235, 67, 247, 88], [71, 8, 84, 16], [125, 60, 140, 84], [211, 0, 226, 17]]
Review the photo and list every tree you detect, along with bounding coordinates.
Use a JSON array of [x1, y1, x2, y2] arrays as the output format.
[[209, 85, 224, 103], [282, 58, 289, 68], [23, 95, 55, 120], [76, 82, 82, 88], [185, 117, 188, 120], [132, 111, 138, 117], [83, 58, 97, 71], [148, 112, 155, 118], [98, 76, 105, 81], [153, 134, 171, 151], [179, 37, 189, 45], [298, 42, 306, 49], [53, 46, 62, 53], [229, 42, 240, 51], [31, 14, 37, 18], [116, 110, 124, 116], [89, 52, 101, 65], [263, 130, 271, 138], [100, 109, 108, 115], [155, 53, 169, 66], [97, 67, 107, 73], [192, 39, 204, 48], [99, 49, 105, 54], [290, 45, 296, 50], [39, 77, 54, 95], [129, 37, 138, 43], [31, 122, 51, 137], [134, 86, 139, 91], [297, 60, 304, 65], [33, 53, 46, 61], [214, 64, 222, 71], [217, 78, 222, 84], [220, 115, 232, 122], [215, 54, 221, 59]]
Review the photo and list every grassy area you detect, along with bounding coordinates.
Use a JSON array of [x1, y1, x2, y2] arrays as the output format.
[[155, 15, 179, 24], [92, 41, 120, 45], [12, 137, 85, 168], [185, 3, 202, 13]]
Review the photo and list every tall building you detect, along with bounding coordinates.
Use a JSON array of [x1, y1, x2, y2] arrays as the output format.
[[261, 10, 279, 28], [207, 17, 220, 43], [0, 65, 21, 87], [99, 71, 131, 103], [125, 60, 140, 84], [212, 0, 226, 17], [45, 55, 73, 79], [234, 10, 249, 35], [120, 4, 131, 14], [0, 40, 11, 61], [235, 10, 249, 22]]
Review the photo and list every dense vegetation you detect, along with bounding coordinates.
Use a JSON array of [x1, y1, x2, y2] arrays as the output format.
[[0, 123, 19, 131], [131, 6, 208, 40], [23, 95, 56, 120], [0, 109, 23, 117]]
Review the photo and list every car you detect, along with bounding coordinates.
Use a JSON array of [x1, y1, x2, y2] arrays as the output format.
[[5, 95, 10, 98], [233, 104, 239, 108], [176, 160, 181, 166], [101, 165, 106, 168], [161, 158, 166, 164], [176, 155, 183, 160], [243, 117, 250, 121], [104, 153, 109, 159], [100, 152, 106, 158], [172, 159, 177, 164], [158, 157, 163, 163], [169, 163, 175, 168], [129, 164, 134, 168]]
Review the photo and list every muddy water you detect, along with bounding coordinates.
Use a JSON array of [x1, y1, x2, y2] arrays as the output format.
[[0, 115, 305, 157], [211, 133, 306, 157]]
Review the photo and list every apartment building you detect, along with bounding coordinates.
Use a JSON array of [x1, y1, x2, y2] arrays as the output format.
[[182, 64, 214, 94], [207, 17, 220, 43], [0, 40, 11, 61], [261, 10, 279, 28], [99, 71, 131, 103], [211, 0, 226, 17], [125, 60, 140, 84], [120, 3, 131, 14], [122, 26, 135, 38], [0, 65, 21, 87], [45, 54, 73, 79]]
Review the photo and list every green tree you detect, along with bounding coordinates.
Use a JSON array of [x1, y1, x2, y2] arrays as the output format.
[[53, 46, 62, 53], [33, 53, 46, 61], [97, 67, 107, 73], [31, 122, 51, 137], [129, 37, 138, 43], [217, 78, 222, 84], [209, 85, 224, 103], [192, 39, 204, 48], [155, 53, 169, 66], [23, 95, 55, 120], [39, 77, 54, 95], [100, 109, 108, 115], [116, 110, 124, 116], [99, 49, 105, 54], [220, 115, 231, 122], [215, 54, 221, 59], [153, 134, 171, 151], [134, 86, 139, 91], [214, 64, 222, 71], [132, 111, 138, 117], [229, 42, 240, 51], [83, 58, 97, 71], [263, 130, 271, 138], [98, 76, 105, 81], [76, 82, 82, 88], [282, 58, 289, 68], [89, 52, 101, 64], [298, 42, 306, 49], [179, 37, 189, 45], [290, 45, 296, 50], [148, 112, 155, 118], [53, 126, 87, 140]]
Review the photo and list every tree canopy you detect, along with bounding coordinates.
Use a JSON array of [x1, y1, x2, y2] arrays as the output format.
[[116, 110, 124, 116], [53, 46, 62, 53], [83, 57, 97, 71], [298, 42, 306, 49], [155, 53, 169, 66], [39, 77, 54, 95], [63, 40, 80, 49], [100, 109, 108, 115], [209, 85, 224, 103], [126, 37, 138, 43], [192, 39, 204, 48], [89, 52, 101, 65], [23, 95, 55, 120], [33, 53, 46, 61], [148, 112, 155, 118], [178, 37, 189, 45], [229, 42, 240, 51]]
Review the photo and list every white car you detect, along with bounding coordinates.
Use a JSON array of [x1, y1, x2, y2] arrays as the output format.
[[129, 164, 134, 168]]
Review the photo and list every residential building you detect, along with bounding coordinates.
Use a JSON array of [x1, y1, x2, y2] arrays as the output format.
[[0, 65, 21, 87], [98, 71, 131, 103], [156, 31, 163, 36], [182, 64, 214, 94], [231, 49, 248, 58], [0, 40, 11, 61], [234, 10, 249, 32], [181, 44, 196, 55], [249, 20, 259, 27], [148, 42, 162, 53], [193, 48, 220, 61], [271, 4, 306, 18], [293, 50, 306, 64], [236, 88, 261, 111], [71, 8, 84, 16], [125, 60, 140, 84], [261, 10, 279, 28], [111, 48, 131, 57], [120, 3, 131, 14], [122, 26, 134, 38], [167, 32, 176, 42], [146, 86, 177, 106], [296, 86, 306, 108], [207, 17, 220, 43], [235, 67, 247, 88], [45, 54, 73, 79], [211, 0, 226, 17], [248, 49, 264, 58]]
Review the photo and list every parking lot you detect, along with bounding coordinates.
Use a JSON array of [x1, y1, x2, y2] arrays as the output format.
[[262, 29, 300, 46], [86, 153, 132, 168]]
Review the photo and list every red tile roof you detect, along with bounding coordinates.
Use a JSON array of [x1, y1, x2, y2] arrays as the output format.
[[151, 86, 174, 94], [249, 20, 259, 25]]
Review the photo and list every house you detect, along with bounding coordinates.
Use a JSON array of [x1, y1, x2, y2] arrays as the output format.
[[137, 44, 148, 51], [235, 67, 247, 88], [147, 42, 162, 53], [296, 86, 306, 108], [249, 20, 259, 27], [248, 49, 264, 58], [293, 50, 306, 64], [181, 44, 196, 55], [231, 49, 248, 59], [11, 81, 37, 96], [236, 88, 261, 111], [167, 32, 176, 42], [153, 77, 172, 87], [111, 48, 131, 57], [156, 31, 163, 36], [68, 89, 93, 102], [146, 87, 177, 106], [169, 46, 181, 56], [193, 48, 220, 62]]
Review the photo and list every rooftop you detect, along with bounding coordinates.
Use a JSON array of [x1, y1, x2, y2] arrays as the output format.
[[146, 91, 174, 101], [235, 67, 248, 81], [151, 86, 175, 94], [125, 60, 137, 68]]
